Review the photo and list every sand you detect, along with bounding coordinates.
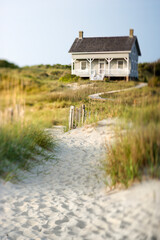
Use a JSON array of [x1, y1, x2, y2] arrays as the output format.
[[0, 118, 160, 240]]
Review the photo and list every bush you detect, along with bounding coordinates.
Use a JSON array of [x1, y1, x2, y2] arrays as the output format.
[[59, 73, 79, 83], [39, 72, 49, 78], [52, 64, 71, 69], [148, 76, 160, 87], [0, 60, 19, 69], [50, 70, 63, 78]]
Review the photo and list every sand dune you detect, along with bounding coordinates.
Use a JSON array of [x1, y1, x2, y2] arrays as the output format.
[[0, 119, 160, 240]]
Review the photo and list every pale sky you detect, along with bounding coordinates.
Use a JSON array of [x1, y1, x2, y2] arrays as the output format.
[[0, 0, 160, 66]]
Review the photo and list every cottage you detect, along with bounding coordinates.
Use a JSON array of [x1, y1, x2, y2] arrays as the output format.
[[68, 29, 141, 81]]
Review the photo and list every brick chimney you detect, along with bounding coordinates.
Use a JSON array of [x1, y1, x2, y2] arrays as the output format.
[[129, 29, 134, 38], [79, 31, 83, 39]]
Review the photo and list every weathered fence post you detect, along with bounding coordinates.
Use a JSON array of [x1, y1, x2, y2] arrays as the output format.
[[69, 106, 75, 129], [79, 107, 81, 124], [71, 106, 74, 128], [69, 104, 86, 129], [82, 104, 85, 124], [75, 108, 79, 127]]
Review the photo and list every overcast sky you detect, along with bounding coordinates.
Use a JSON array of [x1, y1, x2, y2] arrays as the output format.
[[0, 0, 160, 66]]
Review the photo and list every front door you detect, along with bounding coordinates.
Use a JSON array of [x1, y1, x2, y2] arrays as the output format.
[[99, 60, 105, 74]]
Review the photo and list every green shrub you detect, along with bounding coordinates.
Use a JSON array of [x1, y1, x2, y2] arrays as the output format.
[[52, 64, 71, 69], [0, 59, 19, 69], [50, 70, 61, 76], [39, 72, 49, 78], [59, 73, 79, 83], [148, 76, 160, 87]]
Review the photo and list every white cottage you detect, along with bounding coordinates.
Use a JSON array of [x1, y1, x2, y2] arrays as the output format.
[[69, 29, 141, 81]]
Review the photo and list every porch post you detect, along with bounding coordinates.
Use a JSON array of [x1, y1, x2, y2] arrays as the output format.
[[71, 59, 76, 75], [71, 59, 73, 74], [124, 57, 129, 82], [87, 58, 94, 79], [105, 58, 113, 80]]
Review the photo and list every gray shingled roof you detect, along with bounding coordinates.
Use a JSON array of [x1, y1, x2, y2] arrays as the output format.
[[69, 36, 141, 56]]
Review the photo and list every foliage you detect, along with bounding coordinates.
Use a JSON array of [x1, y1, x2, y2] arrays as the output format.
[[35, 64, 71, 69], [59, 73, 80, 83], [102, 86, 160, 188], [0, 59, 19, 69], [138, 60, 160, 82], [104, 121, 160, 188], [52, 64, 71, 69], [148, 76, 160, 87], [0, 60, 160, 186], [0, 123, 55, 179]]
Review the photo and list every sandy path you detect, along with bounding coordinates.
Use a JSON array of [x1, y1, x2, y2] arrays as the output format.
[[88, 82, 148, 100], [0, 119, 160, 240]]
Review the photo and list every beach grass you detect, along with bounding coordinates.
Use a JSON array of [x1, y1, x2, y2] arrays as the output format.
[[0, 122, 55, 180], [102, 86, 160, 187], [0, 63, 160, 186]]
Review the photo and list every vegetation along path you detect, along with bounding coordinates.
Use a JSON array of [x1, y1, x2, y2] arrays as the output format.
[[0, 118, 160, 239], [88, 82, 147, 100]]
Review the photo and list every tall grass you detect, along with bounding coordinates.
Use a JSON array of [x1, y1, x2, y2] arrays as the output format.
[[0, 123, 55, 180], [0, 71, 56, 180], [103, 103, 160, 188]]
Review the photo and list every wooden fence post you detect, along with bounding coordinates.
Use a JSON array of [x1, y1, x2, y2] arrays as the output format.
[[71, 106, 74, 129], [69, 106, 75, 129], [82, 104, 85, 124], [79, 107, 81, 124], [75, 108, 79, 127], [69, 105, 87, 129]]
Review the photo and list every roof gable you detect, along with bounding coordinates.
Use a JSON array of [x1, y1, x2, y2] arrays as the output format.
[[69, 36, 141, 56]]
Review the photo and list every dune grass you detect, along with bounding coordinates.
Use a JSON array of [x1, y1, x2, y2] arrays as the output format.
[[102, 86, 160, 188], [0, 63, 159, 186], [0, 122, 55, 180], [104, 121, 160, 188]]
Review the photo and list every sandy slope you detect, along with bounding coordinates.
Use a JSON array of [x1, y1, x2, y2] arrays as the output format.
[[0, 119, 160, 240]]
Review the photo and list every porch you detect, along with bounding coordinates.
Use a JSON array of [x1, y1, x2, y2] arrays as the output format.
[[71, 58, 130, 80]]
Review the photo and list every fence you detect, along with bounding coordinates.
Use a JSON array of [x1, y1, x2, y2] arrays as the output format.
[[0, 75, 25, 126], [0, 104, 25, 125], [69, 104, 87, 129]]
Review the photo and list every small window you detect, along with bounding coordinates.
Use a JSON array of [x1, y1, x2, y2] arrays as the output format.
[[118, 60, 124, 69], [81, 61, 87, 70]]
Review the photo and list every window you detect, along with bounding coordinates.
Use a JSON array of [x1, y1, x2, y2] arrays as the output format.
[[118, 60, 124, 69], [81, 61, 87, 70]]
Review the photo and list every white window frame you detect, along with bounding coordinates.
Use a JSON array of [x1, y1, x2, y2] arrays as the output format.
[[80, 61, 87, 71], [117, 60, 124, 69]]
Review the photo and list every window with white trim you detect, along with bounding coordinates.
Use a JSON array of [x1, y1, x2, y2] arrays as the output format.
[[118, 60, 124, 69], [81, 61, 87, 70]]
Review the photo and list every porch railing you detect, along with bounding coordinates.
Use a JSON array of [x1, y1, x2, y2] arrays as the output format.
[[72, 69, 90, 75], [72, 68, 130, 76]]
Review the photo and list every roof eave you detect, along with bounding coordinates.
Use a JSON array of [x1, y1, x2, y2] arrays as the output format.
[[69, 50, 131, 54]]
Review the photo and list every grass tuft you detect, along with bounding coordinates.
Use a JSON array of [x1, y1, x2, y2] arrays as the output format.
[[0, 123, 55, 180], [104, 111, 160, 188]]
